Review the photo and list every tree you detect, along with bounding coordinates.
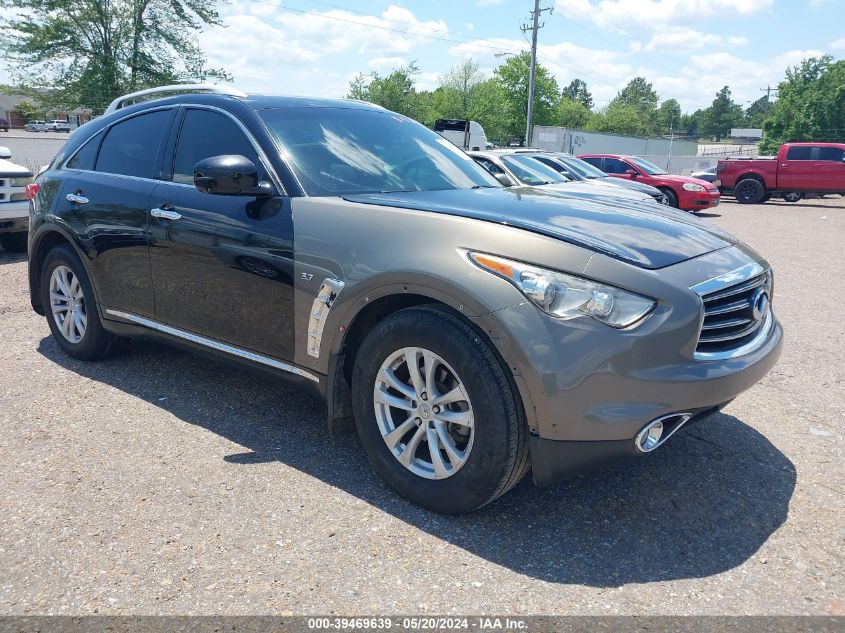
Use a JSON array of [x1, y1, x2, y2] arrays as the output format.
[[587, 102, 651, 136], [556, 97, 592, 129], [494, 51, 560, 143], [345, 62, 422, 119], [465, 78, 510, 145], [439, 59, 485, 120], [657, 99, 682, 135], [0, 0, 229, 113], [745, 95, 773, 129], [561, 78, 593, 109], [760, 56, 845, 153], [610, 77, 659, 115], [702, 86, 745, 140]]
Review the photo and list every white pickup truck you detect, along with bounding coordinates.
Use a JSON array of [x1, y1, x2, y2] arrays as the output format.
[[0, 147, 33, 252]]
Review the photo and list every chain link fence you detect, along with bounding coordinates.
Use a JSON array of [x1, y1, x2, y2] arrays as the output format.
[[0, 134, 68, 174]]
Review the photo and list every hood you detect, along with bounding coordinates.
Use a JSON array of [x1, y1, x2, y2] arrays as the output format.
[[344, 187, 736, 269], [542, 180, 653, 202], [597, 176, 662, 196], [0, 158, 32, 177], [654, 173, 718, 190]]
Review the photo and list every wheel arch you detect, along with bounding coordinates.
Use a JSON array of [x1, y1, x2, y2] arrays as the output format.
[[324, 284, 536, 442], [28, 226, 92, 316], [735, 172, 767, 188]]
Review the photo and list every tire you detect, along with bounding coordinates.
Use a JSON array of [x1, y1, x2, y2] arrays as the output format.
[[0, 231, 27, 253], [40, 244, 123, 361], [783, 192, 803, 203], [761, 193, 772, 203], [661, 187, 679, 208], [351, 305, 530, 514], [735, 178, 765, 204]]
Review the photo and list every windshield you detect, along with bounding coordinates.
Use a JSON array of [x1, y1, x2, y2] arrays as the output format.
[[629, 157, 667, 176], [558, 156, 607, 179], [501, 155, 568, 185], [258, 107, 499, 196]]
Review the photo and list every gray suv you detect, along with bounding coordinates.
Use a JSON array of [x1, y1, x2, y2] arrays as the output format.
[[27, 85, 783, 513]]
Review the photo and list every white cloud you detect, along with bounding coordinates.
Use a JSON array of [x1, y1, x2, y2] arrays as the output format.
[[198, 4, 448, 95], [476, 0, 505, 5], [557, 0, 773, 31], [831, 37, 845, 49], [644, 28, 749, 53]]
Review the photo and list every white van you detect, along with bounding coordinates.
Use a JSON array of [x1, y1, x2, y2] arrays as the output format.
[[434, 119, 488, 152]]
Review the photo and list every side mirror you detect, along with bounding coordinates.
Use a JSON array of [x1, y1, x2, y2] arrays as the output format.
[[625, 169, 638, 177], [0, 147, 11, 160], [193, 155, 273, 196], [493, 172, 515, 187]]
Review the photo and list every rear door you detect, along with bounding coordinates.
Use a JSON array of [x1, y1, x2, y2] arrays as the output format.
[[59, 108, 174, 317], [147, 106, 296, 360], [779, 145, 815, 190], [813, 145, 845, 192]]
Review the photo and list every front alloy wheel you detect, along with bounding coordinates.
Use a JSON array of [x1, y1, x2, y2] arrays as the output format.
[[50, 265, 87, 343], [374, 347, 474, 480]]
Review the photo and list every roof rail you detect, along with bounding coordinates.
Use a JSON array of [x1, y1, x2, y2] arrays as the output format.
[[104, 84, 247, 115]]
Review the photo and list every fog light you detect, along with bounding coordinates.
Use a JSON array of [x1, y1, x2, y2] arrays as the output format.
[[637, 420, 664, 452]]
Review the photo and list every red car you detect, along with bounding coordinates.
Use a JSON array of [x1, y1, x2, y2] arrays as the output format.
[[579, 154, 720, 212], [717, 142, 845, 204]]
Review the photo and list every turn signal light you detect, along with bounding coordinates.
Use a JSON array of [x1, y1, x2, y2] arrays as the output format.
[[25, 183, 39, 201]]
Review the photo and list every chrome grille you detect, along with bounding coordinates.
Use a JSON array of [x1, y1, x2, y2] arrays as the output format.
[[694, 268, 773, 358]]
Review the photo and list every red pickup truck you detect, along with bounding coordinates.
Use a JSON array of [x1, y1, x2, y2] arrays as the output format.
[[717, 142, 845, 204]]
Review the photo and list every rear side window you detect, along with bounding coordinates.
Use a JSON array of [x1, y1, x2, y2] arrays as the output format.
[[66, 131, 104, 170], [95, 110, 171, 178], [785, 146, 813, 161], [817, 146, 845, 162], [171, 109, 260, 185], [581, 157, 602, 169], [604, 158, 632, 174]]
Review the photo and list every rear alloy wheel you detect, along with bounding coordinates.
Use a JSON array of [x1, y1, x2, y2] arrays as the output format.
[[783, 192, 803, 203], [41, 244, 124, 360], [352, 305, 529, 514], [735, 178, 765, 204]]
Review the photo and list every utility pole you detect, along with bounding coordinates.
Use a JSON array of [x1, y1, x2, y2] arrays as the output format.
[[521, 0, 552, 147], [761, 85, 779, 100]]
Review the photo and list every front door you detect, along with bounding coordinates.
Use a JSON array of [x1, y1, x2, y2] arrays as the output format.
[[147, 107, 295, 360]]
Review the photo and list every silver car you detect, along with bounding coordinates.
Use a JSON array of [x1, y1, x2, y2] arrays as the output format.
[[28, 86, 783, 513]]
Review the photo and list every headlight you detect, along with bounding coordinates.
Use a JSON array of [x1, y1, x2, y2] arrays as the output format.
[[682, 182, 705, 192], [468, 252, 656, 328], [10, 176, 34, 187]]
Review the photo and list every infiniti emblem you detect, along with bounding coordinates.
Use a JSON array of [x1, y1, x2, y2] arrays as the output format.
[[751, 288, 770, 322]]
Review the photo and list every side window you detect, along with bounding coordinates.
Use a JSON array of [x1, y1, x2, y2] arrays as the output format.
[[785, 146, 813, 161], [817, 146, 845, 162], [473, 157, 505, 175], [66, 131, 104, 170], [172, 109, 260, 185], [581, 157, 602, 169], [95, 110, 171, 178], [604, 158, 632, 174]]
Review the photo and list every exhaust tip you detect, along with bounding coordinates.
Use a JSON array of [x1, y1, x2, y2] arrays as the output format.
[[635, 413, 693, 453]]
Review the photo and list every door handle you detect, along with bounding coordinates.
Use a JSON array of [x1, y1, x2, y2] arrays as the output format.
[[66, 193, 89, 205], [150, 207, 182, 221]]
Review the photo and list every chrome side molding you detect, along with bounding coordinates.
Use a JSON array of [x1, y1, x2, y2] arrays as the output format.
[[307, 278, 345, 358], [105, 309, 320, 383]]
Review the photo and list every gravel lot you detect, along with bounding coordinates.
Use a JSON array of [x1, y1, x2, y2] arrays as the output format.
[[0, 197, 842, 616]]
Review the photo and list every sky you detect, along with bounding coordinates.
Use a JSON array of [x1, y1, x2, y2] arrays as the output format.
[[2, 0, 843, 112], [191, 0, 844, 112]]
